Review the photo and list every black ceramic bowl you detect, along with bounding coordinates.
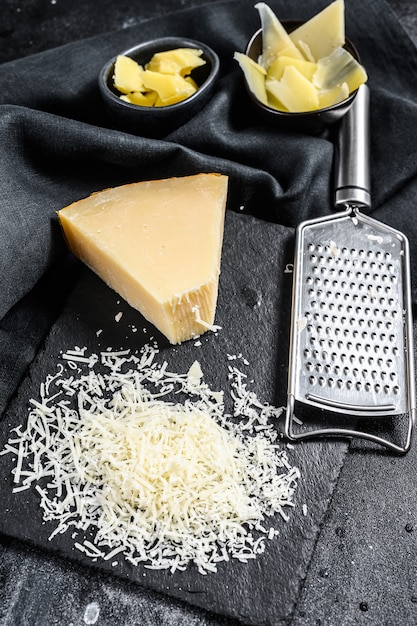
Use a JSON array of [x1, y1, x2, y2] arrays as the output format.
[[99, 37, 220, 137], [244, 23, 360, 134]]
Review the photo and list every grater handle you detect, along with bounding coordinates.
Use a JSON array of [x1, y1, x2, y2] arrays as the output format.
[[334, 84, 372, 211]]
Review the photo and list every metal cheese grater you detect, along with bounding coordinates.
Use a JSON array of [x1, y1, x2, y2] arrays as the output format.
[[284, 85, 416, 454]]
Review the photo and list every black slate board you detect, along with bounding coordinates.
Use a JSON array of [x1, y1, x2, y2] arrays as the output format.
[[0, 210, 347, 625], [3, 0, 417, 623]]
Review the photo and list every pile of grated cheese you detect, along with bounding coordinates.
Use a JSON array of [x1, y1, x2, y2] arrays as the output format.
[[1, 343, 300, 574]]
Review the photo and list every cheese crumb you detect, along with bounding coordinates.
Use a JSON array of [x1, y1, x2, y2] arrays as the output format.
[[367, 234, 383, 244], [192, 305, 222, 333], [297, 317, 307, 332], [329, 240, 339, 256], [83, 602, 100, 625]]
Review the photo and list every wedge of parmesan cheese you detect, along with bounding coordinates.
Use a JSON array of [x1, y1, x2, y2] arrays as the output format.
[[57, 174, 228, 344]]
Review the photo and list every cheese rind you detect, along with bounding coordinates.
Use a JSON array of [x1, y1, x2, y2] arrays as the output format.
[[57, 174, 228, 344]]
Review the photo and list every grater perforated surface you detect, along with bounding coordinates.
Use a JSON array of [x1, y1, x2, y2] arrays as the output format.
[[291, 209, 411, 417]]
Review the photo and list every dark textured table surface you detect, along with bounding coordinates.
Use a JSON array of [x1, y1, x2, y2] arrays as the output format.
[[1, 1, 417, 625]]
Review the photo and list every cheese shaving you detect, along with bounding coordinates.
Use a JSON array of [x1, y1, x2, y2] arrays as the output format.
[[192, 305, 222, 332], [1, 344, 300, 575]]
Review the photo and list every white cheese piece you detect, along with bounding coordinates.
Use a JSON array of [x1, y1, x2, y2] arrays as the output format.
[[289, 0, 345, 62], [234, 52, 268, 105], [266, 66, 319, 112], [318, 82, 349, 109], [267, 55, 317, 82], [313, 46, 368, 93], [255, 2, 304, 67]]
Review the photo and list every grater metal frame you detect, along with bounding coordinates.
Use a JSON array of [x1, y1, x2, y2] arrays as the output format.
[[284, 85, 416, 454]]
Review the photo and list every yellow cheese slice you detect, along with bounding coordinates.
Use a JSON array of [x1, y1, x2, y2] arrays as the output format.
[[145, 48, 206, 77], [57, 174, 228, 344], [120, 90, 158, 106], [142, 70, 197, 105], [318, 81, 349, 108], [266, 66, 319, 112], [255, 2, 304, 67], [289, 0, 345, 62], [267, 55, 317, 82], [234, 52, 268, 105], [313, 46, 368, 93], [113, 55, 145, 94]]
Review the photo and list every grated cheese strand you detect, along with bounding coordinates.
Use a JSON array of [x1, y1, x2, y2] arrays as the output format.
[[1, 344, 300, 574]]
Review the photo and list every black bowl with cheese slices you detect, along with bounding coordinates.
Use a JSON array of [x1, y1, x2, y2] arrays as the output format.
[[244, 23, 360, 134], [99, 37, 220, 137]]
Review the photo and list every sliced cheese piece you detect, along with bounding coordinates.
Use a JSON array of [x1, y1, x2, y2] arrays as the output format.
[[141, 70, 197, 105], [184, 75, 199, 90], [120, 90, 158, 106], [289, 0, 345, 62], [318, 81, 349, 109], [234, 52, 268, 105], [113, 55, 144, 94], [145, 48, 206, 76], [295, 40, 315, 64], [57, 174, 228, 344], [267, 55, 317, 82], [266, 66, 319, 112], [255, 2, 304, 68], [313, 46, 368, 93], [267, 91, 288, 112]]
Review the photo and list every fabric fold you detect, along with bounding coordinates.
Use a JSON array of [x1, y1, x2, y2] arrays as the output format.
[[2, 0, 417, 421], [0, 0, 416, 364]]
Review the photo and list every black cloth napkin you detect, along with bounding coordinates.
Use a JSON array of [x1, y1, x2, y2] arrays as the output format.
[[1, 0, 417, 621]]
